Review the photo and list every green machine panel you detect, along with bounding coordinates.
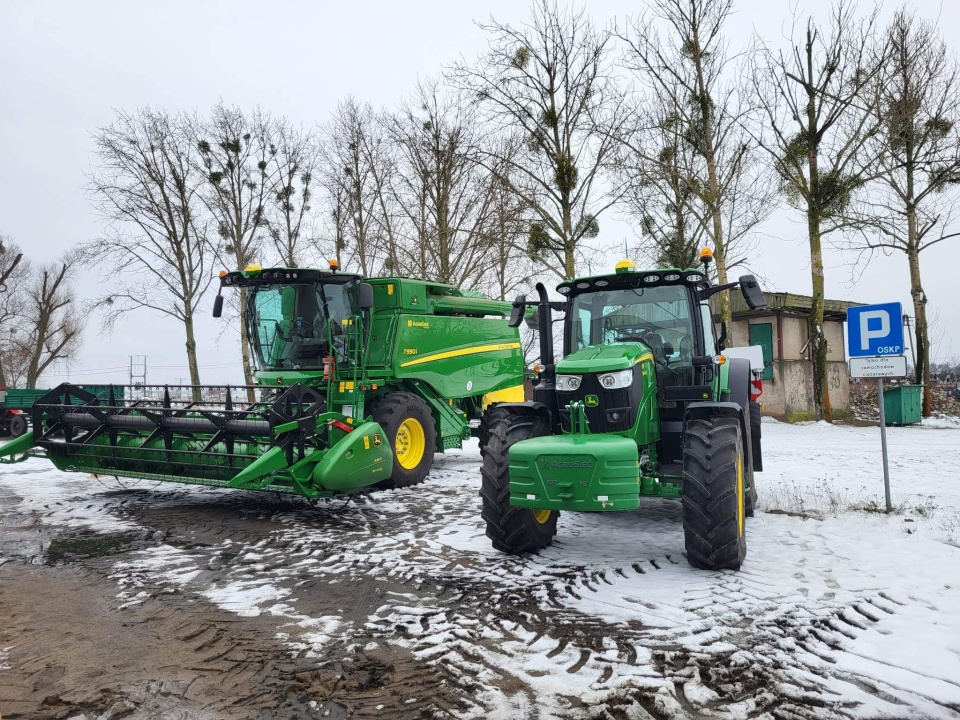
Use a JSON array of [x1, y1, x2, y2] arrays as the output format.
[[508, 434, 641, 512]]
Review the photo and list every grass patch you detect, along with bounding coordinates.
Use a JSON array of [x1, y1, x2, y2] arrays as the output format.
[[937, 509, 960, 547], [761, 478, 851, 519]]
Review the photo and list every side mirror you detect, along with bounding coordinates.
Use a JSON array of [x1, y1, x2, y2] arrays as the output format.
[[524, 308, 540, 330], [508, 294, 526, 328], [739, 275, 766, 310], [358, 282, 374, 310], [213, 294, 224, 318]]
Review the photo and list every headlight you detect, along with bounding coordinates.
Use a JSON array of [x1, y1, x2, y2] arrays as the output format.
[[556, 374, 582, 392], [598, 369, 633, 389]]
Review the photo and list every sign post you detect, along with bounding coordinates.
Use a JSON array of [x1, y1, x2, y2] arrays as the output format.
[[847, 303, 906, 512], [875, 378, 891, 512]]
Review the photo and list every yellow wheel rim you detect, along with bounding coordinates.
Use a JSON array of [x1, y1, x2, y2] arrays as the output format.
[[395, 418, 426, 470], [736, 454, 745, 537], [532, 508, 552, 524]]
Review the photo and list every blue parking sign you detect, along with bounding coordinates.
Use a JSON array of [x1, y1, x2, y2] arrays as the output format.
[[847, 303, 904, 357]]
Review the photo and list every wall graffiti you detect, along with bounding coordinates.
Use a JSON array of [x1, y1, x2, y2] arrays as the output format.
[[829, 363, 842, 390]]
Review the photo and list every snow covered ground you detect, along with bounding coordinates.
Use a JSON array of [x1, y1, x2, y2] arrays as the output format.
[[1, 419, 959, 719]]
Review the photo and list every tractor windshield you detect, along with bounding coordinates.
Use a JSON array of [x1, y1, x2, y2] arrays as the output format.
[[247, 281, 358, 370], [571, 285, 695, 363]]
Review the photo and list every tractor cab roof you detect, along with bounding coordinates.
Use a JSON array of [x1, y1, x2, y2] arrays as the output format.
[[556, 266, 710, 299], [220, 266, 362, 288]]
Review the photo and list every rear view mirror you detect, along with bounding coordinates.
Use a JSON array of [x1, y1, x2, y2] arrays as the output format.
[[739, 275, 766, 310], [525, 308, 540, 330], [358, 282, 374, 310], [508, 294, 526, 328], [212, 294, 224, 318]]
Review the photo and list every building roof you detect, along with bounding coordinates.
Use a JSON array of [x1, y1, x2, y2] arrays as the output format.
[[720, 291, 863, 321]]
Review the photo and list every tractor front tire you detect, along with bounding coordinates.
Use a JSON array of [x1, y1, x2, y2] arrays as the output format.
[[371, 392, 437, 490], [478, 403, 513, 456], [681, 417, 747, 571], [480, 413, 558, 554]]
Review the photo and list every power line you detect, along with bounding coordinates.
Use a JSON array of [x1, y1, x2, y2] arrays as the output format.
[[46, 361, 241, 376]]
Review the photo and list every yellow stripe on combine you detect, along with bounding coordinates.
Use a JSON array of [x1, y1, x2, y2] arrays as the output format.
[[634, 353, 654, 365], [400, 342, 522, 368]]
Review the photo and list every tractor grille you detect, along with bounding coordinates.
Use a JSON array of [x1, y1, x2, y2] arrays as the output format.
[[557, 367, 642, 433]]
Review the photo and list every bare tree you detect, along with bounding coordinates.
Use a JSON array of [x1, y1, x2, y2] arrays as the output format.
[[450, 0, 626, 279], [0, 234, 24, 294], [852, 10, 960, 417], [386, 79, 514, 289], [87, 108, 211, 395], [0, 237, 30, 386], [617, 0, 775, 320], [195, 104, 273, 388], [482, 138, 537, 300], [615, 94, 709, 269], [319, 98, 398, 276], [268, 119, 321, 267], [751, 2, 885, 421], [15, 257, 83, 388]]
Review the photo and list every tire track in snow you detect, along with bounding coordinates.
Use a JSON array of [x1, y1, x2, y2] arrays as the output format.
[[7, 447, 960, 719]]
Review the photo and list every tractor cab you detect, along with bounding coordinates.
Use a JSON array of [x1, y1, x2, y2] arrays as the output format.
[[554, 261, 717, 467]]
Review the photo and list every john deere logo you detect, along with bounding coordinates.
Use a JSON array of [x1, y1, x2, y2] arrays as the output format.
[[373, 434, 382, 446], [407, 319, 430, 328], [585, 394, 599, 407]]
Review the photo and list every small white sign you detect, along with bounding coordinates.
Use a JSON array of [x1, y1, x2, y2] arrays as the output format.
[[849, 355, 908, 379]]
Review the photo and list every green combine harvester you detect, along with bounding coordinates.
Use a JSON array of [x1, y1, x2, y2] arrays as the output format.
[[0, 263, 526, 497], [480, 251, 767, 570]]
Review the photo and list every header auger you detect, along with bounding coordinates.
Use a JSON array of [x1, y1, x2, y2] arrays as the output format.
[[479, 255, 768, 571], [0, 264, 527, 498]]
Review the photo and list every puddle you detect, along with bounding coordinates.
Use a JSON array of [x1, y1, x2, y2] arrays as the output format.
[[45, 531, 138, 564]]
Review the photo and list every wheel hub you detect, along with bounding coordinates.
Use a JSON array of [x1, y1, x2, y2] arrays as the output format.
[[395, 418, 426, 470]]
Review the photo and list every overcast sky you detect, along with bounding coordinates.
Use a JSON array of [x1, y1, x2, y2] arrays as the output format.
[[1, 0, 957, 386]]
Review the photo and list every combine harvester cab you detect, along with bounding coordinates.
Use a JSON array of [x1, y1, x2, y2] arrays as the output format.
[[0, 263, 526, 499]]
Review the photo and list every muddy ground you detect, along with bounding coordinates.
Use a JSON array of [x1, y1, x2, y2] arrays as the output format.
[[0, 486, 473, 720], [2, 434, 959, 720]]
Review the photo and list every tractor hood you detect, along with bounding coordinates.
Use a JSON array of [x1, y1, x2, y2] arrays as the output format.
[[556, 342, 652, 374]]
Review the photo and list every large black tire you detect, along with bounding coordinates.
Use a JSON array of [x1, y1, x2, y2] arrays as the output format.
[[370, 392, 437, 489], [478, 403, 513, 456], [746, 402, 762, 516], [681, 417, 747, 570], [8, 414, 28, 438], [480, 413, 558, 554]]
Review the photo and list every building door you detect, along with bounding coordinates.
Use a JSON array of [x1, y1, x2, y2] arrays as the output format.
[[748, 322, 775, 380]]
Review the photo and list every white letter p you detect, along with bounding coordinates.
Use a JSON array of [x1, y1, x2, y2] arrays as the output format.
[[860, 310, 889, 351]]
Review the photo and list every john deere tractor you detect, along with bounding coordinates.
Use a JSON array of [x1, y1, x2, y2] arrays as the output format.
[[0, 263, 525, 498], [480, 253, 767, 570]]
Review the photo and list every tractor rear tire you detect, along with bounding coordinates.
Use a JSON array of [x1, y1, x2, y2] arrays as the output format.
[[370, 392, 437, 490], [681, 417, 747, 571], [8, 414, 28, 438], [480, 413, 558, 554]]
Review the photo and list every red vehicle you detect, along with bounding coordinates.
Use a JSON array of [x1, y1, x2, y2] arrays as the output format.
[[0, 386, 41, 437]]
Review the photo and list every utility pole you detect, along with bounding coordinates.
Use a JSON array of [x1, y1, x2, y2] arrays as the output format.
[[902, 314, 916, 380], [129, 355, 147, 392]]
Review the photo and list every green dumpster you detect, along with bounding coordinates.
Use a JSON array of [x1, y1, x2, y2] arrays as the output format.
[[883, 384, 922, 425]]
